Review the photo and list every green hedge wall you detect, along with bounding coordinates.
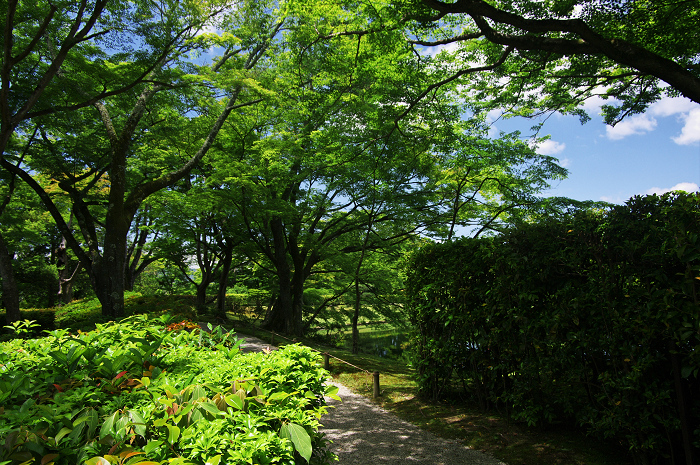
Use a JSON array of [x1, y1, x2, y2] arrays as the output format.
[[406, 192, 700, 464]]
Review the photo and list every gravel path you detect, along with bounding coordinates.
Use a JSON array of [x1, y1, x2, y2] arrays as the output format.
[[236, 334, 505, 465]]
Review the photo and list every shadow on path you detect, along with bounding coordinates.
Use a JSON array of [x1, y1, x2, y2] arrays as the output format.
[[236, 334, 505, 465], [322, 382, 505, 465]]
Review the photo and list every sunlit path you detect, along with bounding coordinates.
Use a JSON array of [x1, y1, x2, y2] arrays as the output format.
[[237, 335, 504, 465]]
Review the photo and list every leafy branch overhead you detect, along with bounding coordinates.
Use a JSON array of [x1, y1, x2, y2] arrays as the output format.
[[413, 0, 700, 123]]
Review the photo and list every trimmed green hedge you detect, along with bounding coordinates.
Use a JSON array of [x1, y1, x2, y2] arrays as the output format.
[[0, 314, 338, 464], [406, 192, 700, 464]]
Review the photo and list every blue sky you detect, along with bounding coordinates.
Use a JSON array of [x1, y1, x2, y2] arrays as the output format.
[[493, 96, 700, 204]]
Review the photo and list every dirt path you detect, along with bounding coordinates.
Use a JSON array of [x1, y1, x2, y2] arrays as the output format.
[[236, 335, 505, 465]]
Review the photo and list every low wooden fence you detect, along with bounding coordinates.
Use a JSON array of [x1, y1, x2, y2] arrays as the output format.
[[263, 330, 381, 399]]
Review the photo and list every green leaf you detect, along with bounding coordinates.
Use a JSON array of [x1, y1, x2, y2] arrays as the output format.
[[99, 411, 118, 439], [54, 427, 73, 444], [86, 408, 99, 439], [280, 423, 312, 463], [199, 401, 223, 417], [143, 439, 163, 455], [84, 458, 111, 465], [225, 393, 245, 411], [166, 424, 180, 444], [191, 385, 207, 401], [267, 391, 292, 402], [130, 410, 146, 437], [325, 385, 341, 401]]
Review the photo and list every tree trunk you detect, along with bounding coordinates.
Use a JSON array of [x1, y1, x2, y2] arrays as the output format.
[[124, 268, 137, 292], [0, 232, 20, 324], [262, 297, 285, 332], [125, 210, 153, 291], [262, 217, 294, 333], [196, 280, 210, 312], [91, 220, 129, 318], [56, 230, 80, 305], [216, 242, 234, 319], [57, 263, 80, 304], [290, 271, 305, 336], [351, 213, 375, 354], [352, 278, 361, 354], [91, 259, 126, 319]]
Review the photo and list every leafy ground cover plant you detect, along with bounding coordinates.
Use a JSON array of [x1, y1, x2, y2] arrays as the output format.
[[0, 314, 338, 465]]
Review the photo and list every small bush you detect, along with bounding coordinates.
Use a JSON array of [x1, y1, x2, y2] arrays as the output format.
[[1, 308, 56, 337], [0, 314, 338, 465]]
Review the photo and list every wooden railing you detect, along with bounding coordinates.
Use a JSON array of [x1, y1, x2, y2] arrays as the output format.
[[261, 329, 381, 399]]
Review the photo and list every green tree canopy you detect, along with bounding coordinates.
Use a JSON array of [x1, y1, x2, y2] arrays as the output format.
[[404, 0, 700, 124]]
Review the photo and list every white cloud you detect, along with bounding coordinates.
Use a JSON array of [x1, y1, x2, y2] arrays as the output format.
[[421, 41, 461, 57], [606, 114, 657, 140], [581, 95, 609, 114], [599, 195, 625, 204], [646, 182, 699, 195], [648, 97, 698, 117], [672, 108, 700, 145], [487, 124, 499, 139], [645, 96, 700, 145], [558, 158, 571, 168], [485, 109, 502, 124], [534, 139, 566, 155], [586, 95, 700, 144]]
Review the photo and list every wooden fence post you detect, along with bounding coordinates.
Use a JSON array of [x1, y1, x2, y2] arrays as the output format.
[[270, 332, 275, 345], [323, 353, 330, 371], [373, 371, 380, 398]]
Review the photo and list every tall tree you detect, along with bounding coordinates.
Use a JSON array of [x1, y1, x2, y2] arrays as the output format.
[[205, 0, 567, 336], [2, 0, 281, 317]]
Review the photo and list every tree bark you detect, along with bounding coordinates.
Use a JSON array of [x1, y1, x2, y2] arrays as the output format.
[[352, 278, 361, 354], [196, 280, 210, 312], [0, 232, 20, 324], [125, 210, 154, 291], [262, 217, 295, 334], [216, 241, 234, 319], [57, 262, 80, 304]]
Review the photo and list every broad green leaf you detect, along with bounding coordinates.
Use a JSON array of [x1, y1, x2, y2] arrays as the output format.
[[84, 458, 110, 465], [325, 385, 341, 401], [130, 410, 146, 437], [280, 423, 312, 463], [99, 411, 118, 439], [267, 391, 292, 402], [199, 401, 222, 417], [166, 424, 180, 444], [54, 427, 72, 444], [191, 385, 207, 401], [225, 394, 245, 411], [85, 409, 99, 439], [143, 440, 163, 455]]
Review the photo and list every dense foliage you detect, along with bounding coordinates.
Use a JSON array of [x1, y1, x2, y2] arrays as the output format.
[[406, 192, 700, 464], [1, 0, 569, 336], [0, 314, 338, 464], [411, 0, 700, 121]]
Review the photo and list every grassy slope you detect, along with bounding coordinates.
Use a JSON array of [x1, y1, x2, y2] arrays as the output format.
[[6, 295, 633, 465]]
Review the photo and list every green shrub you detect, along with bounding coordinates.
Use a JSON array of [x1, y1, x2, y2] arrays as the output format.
[[0, 314, 338, 465], [0, 308, 56, 335], [406, 192, 700, 464]]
